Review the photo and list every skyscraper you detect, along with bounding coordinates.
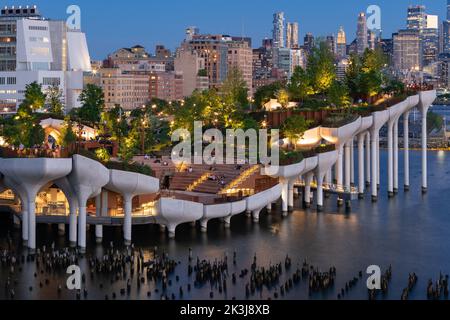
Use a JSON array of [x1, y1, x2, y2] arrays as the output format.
[[444, 1, 450, 54], [326, 35, 336, 56], [286, 22, 299, 48], [393, 29, 421, 73], [407, 5, 427, 32], [357, 12, 368, 55], [422, 15, 439, 66], [273, 12, 285, 48], [337, 26, 347, 58], [304, 33, 315, 54]]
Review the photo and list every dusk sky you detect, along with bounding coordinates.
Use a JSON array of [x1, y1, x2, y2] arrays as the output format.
[[4, 0, 448, 59]]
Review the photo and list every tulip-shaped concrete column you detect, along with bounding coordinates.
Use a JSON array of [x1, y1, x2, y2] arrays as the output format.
[[55, 177, 79, 247], [106, 169, 159, 245], [304, 172, 314, 208], [0, 158, 72, 251], [68, 155, 109, 251], [3, 177, 28, 244], [95, 194, 103, 243], [281, 178, 296, 216], [419, 90, 437, 193], [315, 151, 338, 211], [335, 146, 344, 186], [370, 110, 390, 202], [393, 119, 400, 194], [403, 111, 411, 191], [387, 119, 395, 198], [357, 133, 366, 198], [365, 133, 371, 187], [344, 142, 352, 190]]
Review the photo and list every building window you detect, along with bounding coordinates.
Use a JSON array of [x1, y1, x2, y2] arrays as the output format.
[[42, 77, 61, 86], [6, 77, 16, 85], [28, 26, 48, 31]]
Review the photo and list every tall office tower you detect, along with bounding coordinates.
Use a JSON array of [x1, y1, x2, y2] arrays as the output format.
[[286, 22, 299, 48], [337, 26, 347, 58], [422, 15, 439, 66], [407, 5, 427, 32], [273, 12, 285, 48], [357, 12, 368, 55], [303, 33, 315, 54], [326, 35, 336, 55], [393, 29, 421, 73], [0, 5, 91, 114], [444, 1, 450, 54], [368, 30, 377, 50]]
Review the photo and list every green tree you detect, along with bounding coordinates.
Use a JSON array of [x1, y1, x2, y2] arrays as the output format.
[[307, 42, 336, 94], [288, 66, 313, 103], [78, 84, 105, 126], [276, 89, 290, 108], [221, 67, 249, 108], [328, 81, 351, 108], [46, 85, 64, 116], [253, 81, 284, 109], [23, 82, 47, 111], [95, 147, 111, 163], [282, 115, 312, 150], [59, 117, 77, 147], [345, 49, 386, 102]]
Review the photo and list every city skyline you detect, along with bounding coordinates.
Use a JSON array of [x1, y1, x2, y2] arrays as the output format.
[[2, 0, 447, 59]]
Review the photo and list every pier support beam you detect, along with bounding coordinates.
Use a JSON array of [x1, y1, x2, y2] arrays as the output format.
[[304, 172, 314, 209], [288, 180, 295, 211], [95, 194, 103, 243], [123, 194, 133, 246], [393, 119, 399, 194], [336, 145, 344, 186], [281, 180, 289, 215], [21, 199, 29, 245], [252, 209, 261, 223], [358, 133, 365, 198], [404, 112, 411, 191], [69, 203, 77, 247], [370, 130, 379, 202], [344, 141, 352, 190], [420, 106, 430, 193], [365, 132, 371, 187], [387, 121, 395, 198]]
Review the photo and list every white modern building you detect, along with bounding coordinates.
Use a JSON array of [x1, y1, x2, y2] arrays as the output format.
[[0, 5, 91, 114]]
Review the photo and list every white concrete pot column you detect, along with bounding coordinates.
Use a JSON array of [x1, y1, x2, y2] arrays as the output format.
[[393, 119, 399, 193], [365, 132, 371, 187], [344, 142, 352, 190], [95, 194, 103, 243], [357, 133, 366, 197], [68, 155, 109, 252], [3, 177, 28, 244], [155, 198, 204, 238], [304, 172, 314, 208], [54, 177, 79, 247], [403, 111, 411, 191], [419, 90, 437, 193], [403, 95, 420, 191], [369, 110, 389, 202], [0, 158, 72, 252], [315, 151, 339, 211], [106, 169, 160, 245]]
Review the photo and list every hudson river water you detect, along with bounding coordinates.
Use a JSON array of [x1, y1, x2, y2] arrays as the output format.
[[0, 150, 449, 300]]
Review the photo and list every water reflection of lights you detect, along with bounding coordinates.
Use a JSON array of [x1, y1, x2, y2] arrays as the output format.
[[437, 151, 446, 164]]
